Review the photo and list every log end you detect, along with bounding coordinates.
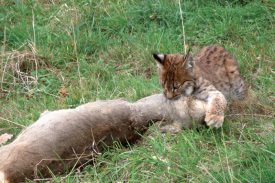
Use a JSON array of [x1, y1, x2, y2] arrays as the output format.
[[0, 171, 9, 183]]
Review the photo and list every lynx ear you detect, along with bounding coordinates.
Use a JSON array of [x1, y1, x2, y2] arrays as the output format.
[[153, 53, 165, 67], [185, 54, 194, 69], [182, 48, 193, 69]]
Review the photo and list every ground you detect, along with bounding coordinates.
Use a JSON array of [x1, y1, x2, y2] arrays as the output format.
[[0, 0, 274, 182]]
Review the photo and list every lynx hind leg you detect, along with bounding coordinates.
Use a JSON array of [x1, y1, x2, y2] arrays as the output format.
[[231, 77, 247, 101], [205, 92, 227, 128], [225, 56, 247, 101]]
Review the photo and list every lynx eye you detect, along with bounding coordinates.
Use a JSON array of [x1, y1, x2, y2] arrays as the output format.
[[173, 84, 179, 90], [173, 83, 181, 89]]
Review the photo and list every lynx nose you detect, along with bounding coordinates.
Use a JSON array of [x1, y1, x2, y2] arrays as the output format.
[[165, 91, 177, 99]]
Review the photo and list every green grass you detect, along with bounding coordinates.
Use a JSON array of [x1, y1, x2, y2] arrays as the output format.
[[0, 0, 274, 182]]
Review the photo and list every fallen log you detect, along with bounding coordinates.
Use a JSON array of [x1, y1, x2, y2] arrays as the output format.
[[0, 94, 207, 183]]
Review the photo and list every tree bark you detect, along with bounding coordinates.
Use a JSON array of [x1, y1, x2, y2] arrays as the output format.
[[0, 94, 206, 183]]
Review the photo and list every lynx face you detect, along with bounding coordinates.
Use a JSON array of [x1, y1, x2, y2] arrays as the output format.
[[153, 53, 195, 99]]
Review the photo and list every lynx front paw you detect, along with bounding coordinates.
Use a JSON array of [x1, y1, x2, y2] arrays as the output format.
[[204, 95, 227, 128], [205, 112, 224, 128]]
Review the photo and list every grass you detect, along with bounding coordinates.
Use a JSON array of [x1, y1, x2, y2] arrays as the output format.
[[0, 0, 274, 182]]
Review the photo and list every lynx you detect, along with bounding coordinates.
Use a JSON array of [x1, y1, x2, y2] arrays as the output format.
[[153, 45, 246, 131]]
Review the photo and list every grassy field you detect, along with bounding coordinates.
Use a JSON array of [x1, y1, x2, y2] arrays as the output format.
[[0, 0, 274, 182]]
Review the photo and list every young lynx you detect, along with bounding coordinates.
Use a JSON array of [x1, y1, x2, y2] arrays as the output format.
[[153, 45, 246, 131]]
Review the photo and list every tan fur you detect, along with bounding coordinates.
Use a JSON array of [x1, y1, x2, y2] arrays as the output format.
[[153, 45, 246, 129], [195, 45, 246, 100], [0, 94, 208, 182]]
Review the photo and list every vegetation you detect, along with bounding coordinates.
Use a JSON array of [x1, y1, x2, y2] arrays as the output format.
[[0, 0, 274, 182]]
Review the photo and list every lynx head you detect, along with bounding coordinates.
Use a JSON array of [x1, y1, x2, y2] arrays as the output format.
[[153, 52, 195, 99]]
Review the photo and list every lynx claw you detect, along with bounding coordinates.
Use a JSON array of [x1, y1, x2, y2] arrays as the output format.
[[205, 113, 224, 128]]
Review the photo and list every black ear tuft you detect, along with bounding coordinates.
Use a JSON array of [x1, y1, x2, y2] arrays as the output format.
[[182, 48, 193, 69], [185, 55, 194, 69], [153, 53, 165, 64]]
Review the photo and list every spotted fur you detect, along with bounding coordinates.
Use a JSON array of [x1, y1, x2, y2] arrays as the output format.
[[153, 45, 246, 129]]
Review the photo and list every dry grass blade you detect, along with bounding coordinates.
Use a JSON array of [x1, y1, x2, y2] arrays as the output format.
[[0, 46, 48, 94], [0, 117, 26, 129], [178, 0, 187, 54]]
